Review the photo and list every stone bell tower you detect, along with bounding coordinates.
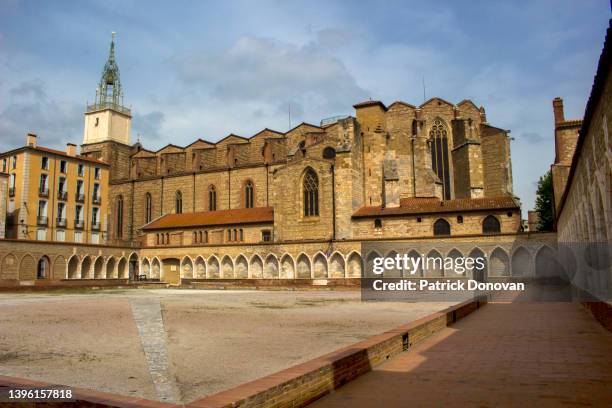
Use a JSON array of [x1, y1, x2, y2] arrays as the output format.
[[83, 32, 131, 146]]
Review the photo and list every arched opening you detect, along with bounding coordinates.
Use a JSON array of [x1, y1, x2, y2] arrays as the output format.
[[195, 256, 206, 278], [208, 185, 217, 211], [128, 253, 139, 280], [406, 250, 423, 277], [429, 118, 451, 200], [221, 256, 234, 279], [181, 257, 193, 279], [433, 219, 451, 236], [145, 193, 153, 224], [53, 255, 66, 280], [67, 256, 79, 279], [105, 257, 116, 279], [235, 255, 248, 278], [280, 254, 295, 279], [469, 248, 487, 282], [511, 247, 530, 277], [80, 256, 92, 279], [303, 168, 319, 217], [141, 258, 151, 279], [117, 257, 128, 279], [244, 180, 254, 209], [489, 248, 509, 276], [483, 215, 501, 234], [425, 250, 443, 277], [1, 254, 18, 280], [313, 253, 328, 278], [346, 252, 363, 278], [207, 256, 220, 278], [535, 246, 565, 281], [175, 190, 183, 214], [37, 256, 50, 279], [365, 251, 381, 278], [18, 255, 36, 280], [446, 249, 464, 277], [264, 255, 279, 279], [93, 257, 104, 279], [296, 254, 311, 279], [384, 251, 402, 278], [250, 255, 263, 279], [329, 253, 345, 278]]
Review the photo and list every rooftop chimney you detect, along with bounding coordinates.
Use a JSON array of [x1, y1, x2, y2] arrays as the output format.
[[26, 133, 37, 147], [553, 97, 565, 125], [66, 143, 77, 157]]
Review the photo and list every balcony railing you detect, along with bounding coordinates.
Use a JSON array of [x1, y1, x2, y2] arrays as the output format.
[[91, 222, 100, 231], [56, 218, 67, 227], [8, 187, 15, 197], [74, 219, 84, 230], [86, 101, 131, 116], [57, 190, 68, 201], [39, 187, 49, 197], [37, 216, 48, 226], [75, 193, 85, 202], [92, 195, 101, 205]]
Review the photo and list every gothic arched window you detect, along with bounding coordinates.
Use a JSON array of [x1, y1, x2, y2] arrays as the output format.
[[208, 185, 217, 211], [175, 191, 182, 214], [116, 195, 124, 238], [429, 118, 451, 200], [145, 193, 152, 224], [433, 218, 451, 236], [245, 180, 254, 208], [483, 215, 501, 234], [303, 168, 319, 217]]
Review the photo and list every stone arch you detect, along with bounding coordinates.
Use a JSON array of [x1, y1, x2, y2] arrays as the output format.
[[36, 256, 51, 279], [313, 253, 328, 278], [249, 255, 263, 279], [489, 247, 509, 277], [67, 255, 79, 279], [346, 252, 362, 278], [80, 256, 92, 279], [1, 253, 18, 280], [128, 252, 139, 280], [365, 251, 381, 278], [384, 250, 402, 278], [280, 254, 295, 279], [446, 248, 464, 277], [105, 257, 116, 279], [469, 248, 487, 282], [141, 258, 151, 278], [296, 253, 311, 279], [482, 215, 501, 234], [53, 255, 67, 280], [235, 255, 248, 278], [264, 254, 279, 279], [93, 256, 105, 279], [117, 257, 128, 279], [406, 250, 423, 277], [424, 250, 443, 277], [221, 255, 234, 279], [535, 246, 564, 281], [329, 252, 345, 278], [181, 256, 194, 279], [195, 256, 206, 278], [433, 218, 451, 236], [207, 256, 220, 278]]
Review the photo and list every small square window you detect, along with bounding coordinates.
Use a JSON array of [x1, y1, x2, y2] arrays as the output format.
[[507, 212, 513, 217], [262, 230, 272, 242], [59, 160, 67, 174], [374, 218, 382, 229], [416, 217, 422, 223], [457, 215, 463, 224]]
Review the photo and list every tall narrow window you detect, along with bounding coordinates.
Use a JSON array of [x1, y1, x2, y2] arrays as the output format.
[[116, 196, 124, 238], [429, 118, 451, 200], [145, 193, 152, 224], [175, 191, 183, 214], [303, 168, 319, 217], [245, 180, 254, 208], [208, 185, 216, 211]]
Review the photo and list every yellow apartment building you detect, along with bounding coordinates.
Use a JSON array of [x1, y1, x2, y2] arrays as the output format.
[[0, 133, 109, 244]]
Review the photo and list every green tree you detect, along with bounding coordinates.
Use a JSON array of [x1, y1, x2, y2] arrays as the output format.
[[535, 170, 554, 231]]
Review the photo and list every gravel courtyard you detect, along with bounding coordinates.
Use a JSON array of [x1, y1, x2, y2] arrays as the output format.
[[0, 289, 454, 403]]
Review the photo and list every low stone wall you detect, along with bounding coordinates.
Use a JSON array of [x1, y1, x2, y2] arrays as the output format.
[[185, 294, 489, 408]]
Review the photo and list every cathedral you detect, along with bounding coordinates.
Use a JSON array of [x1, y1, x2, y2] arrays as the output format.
[[79, 36, 521, 251]]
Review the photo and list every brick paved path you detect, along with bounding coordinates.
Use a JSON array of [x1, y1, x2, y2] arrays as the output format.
[[310, 301, 612, 407]]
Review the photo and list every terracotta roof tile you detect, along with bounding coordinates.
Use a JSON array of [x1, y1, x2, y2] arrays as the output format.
[[142, 207, 274, 230], [352, 196, 519, 218]]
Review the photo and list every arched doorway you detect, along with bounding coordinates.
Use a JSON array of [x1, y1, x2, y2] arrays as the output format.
[[37, 256, 50, 279]]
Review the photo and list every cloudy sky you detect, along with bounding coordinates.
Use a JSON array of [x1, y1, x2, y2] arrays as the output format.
[[0, 0, 610, 214]]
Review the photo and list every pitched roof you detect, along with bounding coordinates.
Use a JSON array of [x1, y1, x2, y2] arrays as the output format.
[[142, 207, 274, 230], [352, 196, 519, 218], [353, 100, 388, 110], [5, 146, 109, 165]]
